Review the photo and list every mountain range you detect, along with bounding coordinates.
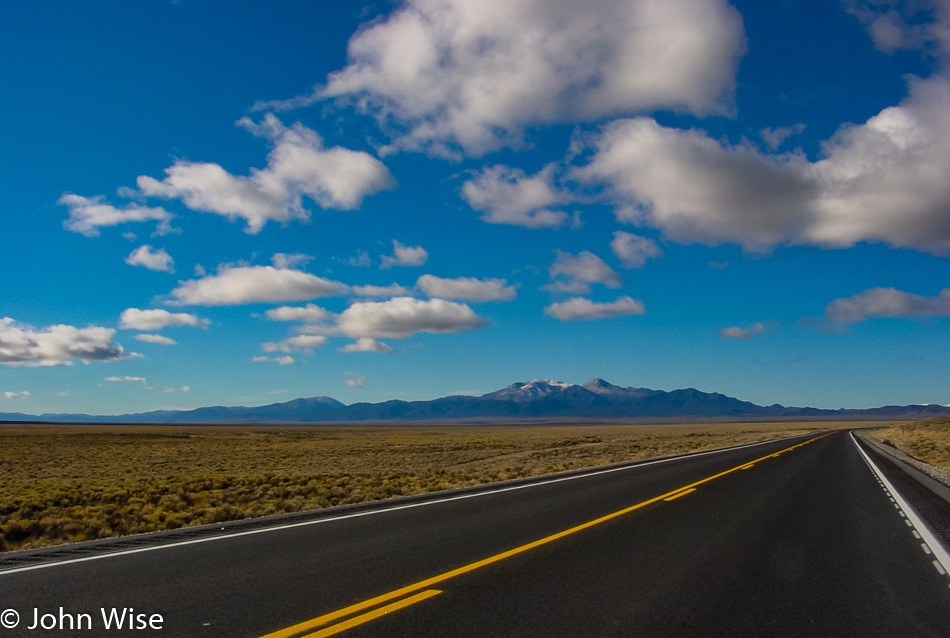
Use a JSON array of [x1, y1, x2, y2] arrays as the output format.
[[3, 379, 950, 424]]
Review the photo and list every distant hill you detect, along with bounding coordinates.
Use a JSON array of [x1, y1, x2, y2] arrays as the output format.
[[2, 378, 949, 424]]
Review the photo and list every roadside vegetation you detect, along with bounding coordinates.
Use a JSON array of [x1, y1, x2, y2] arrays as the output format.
[[870, 418, 950, 469], [1, 421, 879, 552]]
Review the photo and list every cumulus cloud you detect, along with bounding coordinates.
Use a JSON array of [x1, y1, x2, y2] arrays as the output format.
[[461, 165, 570, 228], [252, 355, 296, 365], [576, 117, 815, 251], [351, 284, 412, 298], [120, 308, 208, 331], [380, 240, 428, 269], [807, 76, 950, 253], [339, 338, 395, 353], [271, 252, 314, 269], [264, 303, 332, 322], [169, 265, 348, 306], [274, 0, 745, 156], [544, 296, 646, 321], [416, 274, 517, 301], [825, 287, 950, 324], [164, 385, 191, 394], [578, 76, 950, 255], [719, 322, 769, 340], [345, 373, 367, 387], [136, 114, 395, 234], [335, 297, 488, 338], [339, 250, 372, 268], [261, 335, 329, 354], [0, 318, 124, 367], [105, 376, 147, 383], [844, 0, 950, 58], [760, 123, 806, 150], [134, 334, 178, 345], [610, 231, 663, 268], [3, 391, 30, 399], [126, 245, 175, 273], [544, 250, 621, 293], [59, 194, 174, 237]]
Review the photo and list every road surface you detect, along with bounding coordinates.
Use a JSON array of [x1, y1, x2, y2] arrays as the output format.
[[1, 430, 948, 637]]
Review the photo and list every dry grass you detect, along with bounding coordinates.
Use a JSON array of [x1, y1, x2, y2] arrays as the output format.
[[1, 420, 873, 552], [869, 417, 950, 469]]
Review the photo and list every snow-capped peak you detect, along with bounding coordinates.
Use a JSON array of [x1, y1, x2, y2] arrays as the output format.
[[481, 379, 576, 402], [524, 379, 572, 389]]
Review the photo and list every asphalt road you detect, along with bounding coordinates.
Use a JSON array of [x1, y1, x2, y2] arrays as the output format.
[[1, 430, 948, 637]]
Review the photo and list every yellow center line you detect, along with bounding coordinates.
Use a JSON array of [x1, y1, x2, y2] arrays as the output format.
[[259, 432, 833, 638], [297, 590, 443, 638], [663, 487, 697, 501]]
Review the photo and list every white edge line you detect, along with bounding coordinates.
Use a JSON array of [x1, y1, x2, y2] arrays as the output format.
[[1, 433, 816, 576], [850, 432, 950, 577]]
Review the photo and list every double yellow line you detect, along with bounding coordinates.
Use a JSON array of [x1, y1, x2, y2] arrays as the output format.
[[261, 433, 831, 638]]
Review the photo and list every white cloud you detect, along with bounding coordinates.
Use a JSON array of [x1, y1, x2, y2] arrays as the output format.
[[336, 296, 489, 338], [416, 274, 517, 301], [126, 245, 175, 273], [134, 334, 178, 345], [120, 308, 208, 331], [578, 76, 950, 255], [3, 391, 30, 399], [278, 0, 745, 156], [760, 123, 806, 150], [339, 250, 372, 267], [339, 337, 395, 353], [264, 303, 332, 322], [825, 287, 950, 324], [461, 165, 569, 228], [544, 296, 646, 321], [610, 231, 662, 268], [0, 317, 124, 367], [293, 324, 342, 337], [252, 355, 296, 365], [169, 265, 348, 306], [807, 76, 950, 254], [261, 335, 328, 354], [719, 322, 768, 340], [271, 252, 314, 269], [136, 114, 395, 234], [844, 0, 950, 59], [544, 250, 621, 293], [345, 373, 367, 387], [351, 284, 412, 298], [59, 194, 174, 237], [380, 240, 428, 269], [105, 376, 147, 383], [164, 385, 191, 394], [576, 117, 815, 251]]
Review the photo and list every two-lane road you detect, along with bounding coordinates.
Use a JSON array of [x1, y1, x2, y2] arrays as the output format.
[[2, 430, 948, 636]]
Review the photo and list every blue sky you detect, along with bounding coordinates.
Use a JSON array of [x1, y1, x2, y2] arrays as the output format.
[[3, 0, 950, 415]]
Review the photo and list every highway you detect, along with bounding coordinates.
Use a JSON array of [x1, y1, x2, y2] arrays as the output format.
[[1, 430, 949, 637]]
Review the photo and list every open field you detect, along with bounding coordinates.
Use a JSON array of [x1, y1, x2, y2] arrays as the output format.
[[0, 420, 893, 552], [868, 417, 950, 469]]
